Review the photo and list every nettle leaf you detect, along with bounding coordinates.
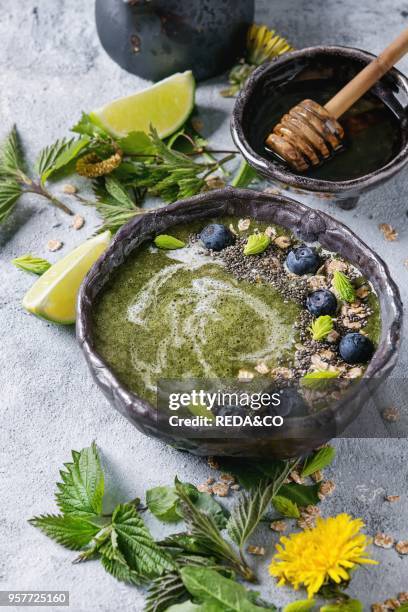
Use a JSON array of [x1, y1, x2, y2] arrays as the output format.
[[227, 481, 276, 547], [145, 571, 188, 612], [146, 486, 182, 523], [118, 131, 155, 156], [180, 567, 274, 612], [272, 495, 300, 519], [332, 271, 356, 303], [243, 233, 270, 256], [279, 483, 320, 507], [301, 446, 336, 478], [0, 179, 22, 223], [105, 175, 136, 209], [283, 600, 316, 612], [112, 503, 175, 579], [301, 370, 339, 391], [12, 254, 51, 275], [309, 315, 333, 341], [101, 555, 147, 586], [29, 514, 99, 550], [0, 125, 26, 178], [165, 602, 201, 612], [55, 442, 104, 517], [71, 112, 110, 139], [36, 137, 90, 184], [193, 489, 229, 530]]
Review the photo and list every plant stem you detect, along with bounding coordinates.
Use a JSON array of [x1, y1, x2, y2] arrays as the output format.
[[24, 181, 74, 215]]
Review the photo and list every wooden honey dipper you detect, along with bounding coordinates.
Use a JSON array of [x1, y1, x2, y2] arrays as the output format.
[[266, 29, 408, 172]]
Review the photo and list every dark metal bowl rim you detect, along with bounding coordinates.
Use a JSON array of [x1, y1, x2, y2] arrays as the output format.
[[231, 45, 408, 193], [76, 188, 403, 433]]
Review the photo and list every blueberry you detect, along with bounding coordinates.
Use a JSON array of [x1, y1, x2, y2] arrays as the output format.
[[286, 245, 321, 275], [339, 333, 374, 364], [199, 223, 235, 251], [306, 290, 337, 316]]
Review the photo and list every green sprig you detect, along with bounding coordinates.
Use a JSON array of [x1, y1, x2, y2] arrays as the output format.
[[309, 316, 334, 341], [12, 254, 51, 275], [333, 271, 356, 303]]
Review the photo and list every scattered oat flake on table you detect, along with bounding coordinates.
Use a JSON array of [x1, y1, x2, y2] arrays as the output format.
[[237, 369, 254, 381], [298, 505, 321, 529], [382, 407, 400, 422], [238, 218, 251, 231], [311, 470, 324, 483], [385, 495, 400, 503], [47, 239, 63, 252], [255, 362, 269, 374], [206, 477, 215, 485], [220, 473, 235, 484], [62, 183, 77, 194], [289, 470, 304, 484], [383, 599, 401, 610], [319, 480, 336, 499], [371, 604, 389, 612], [230, 483, 240, 491], [398, 593, 408, 603], [247, 545, 265, 556], [197, 483, 213, 494], [395, 540, 408, 554], [379, 223, 398, 241], [72, 214, 85, 230], [212, 482, 229, 497], [374, 532, 395, 549], [270, 520, 287, 532]]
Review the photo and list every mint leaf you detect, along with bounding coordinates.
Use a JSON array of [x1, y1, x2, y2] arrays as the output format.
[[279, 483, 320, 507], [29, 514, 99, 550], [55, 442, 104, 517], [111, 503, 175, 579], [12, 254, 51, 275], [117, 131, 155, 156], [146, 485, 182, 523], [180, 567, 275, 611], [301, 446, 336, 477], [272, 495, 300, 518]]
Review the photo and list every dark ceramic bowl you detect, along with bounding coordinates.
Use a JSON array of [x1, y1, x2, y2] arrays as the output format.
[[77, 188, 402, 458], [95, 0, 254, 82], [231, 46, 408, 210]]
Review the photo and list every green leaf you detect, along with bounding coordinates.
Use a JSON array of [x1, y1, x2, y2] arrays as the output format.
[[174, 478, 255, 581], [145, 571, 188, 612], [71, 112, 110, 139], [36, 137, 89, 184], [279, 483, 320, 507], [301, 446, 336, 477], [29, 513, 99, 550], [332, 271, 356, 303], [231, 160, 258, 188], [243, 233, 270, 256], [283, 600, 316, 612], [55, 442, 104, 517], [146, 486, 182, 523], [193, 489, 229, 530], [301, 370, 339, 390], [227, 481, 277, 548], [0, 125, 26, 179], [105, 176, 136, 209], [320, 601, 363, 612], [112, 503, 175, 579], [101, 555, 147, 586], [180, 567, 274, 611], [272, 495, 300, 518], [117, 131, 155, 156], [154, 235, 186, 250], [12, 254, 51, 275], [0, 179, 22, 223], [309, 315, 333, 341]]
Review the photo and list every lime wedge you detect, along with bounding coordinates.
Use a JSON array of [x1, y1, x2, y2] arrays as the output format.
[[22, 231, 111, 324], [90, 71, 195, 138]]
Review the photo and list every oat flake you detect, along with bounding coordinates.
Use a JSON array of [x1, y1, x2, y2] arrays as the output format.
[[47, 239, 63, 252]]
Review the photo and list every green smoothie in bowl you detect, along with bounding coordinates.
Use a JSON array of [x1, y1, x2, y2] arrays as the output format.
[[92, 216, 381, 409]]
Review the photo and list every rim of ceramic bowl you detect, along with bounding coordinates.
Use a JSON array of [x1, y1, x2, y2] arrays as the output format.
[[76, 188, 403, 442], [231, 45, 408, 194]]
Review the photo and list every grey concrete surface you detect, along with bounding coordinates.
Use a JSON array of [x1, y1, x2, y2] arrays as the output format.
[[0, 1, 407, 610]]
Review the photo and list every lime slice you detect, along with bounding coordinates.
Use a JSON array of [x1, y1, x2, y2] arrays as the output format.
[[22, 231, 111, 324], [90, 71, 195, 138]]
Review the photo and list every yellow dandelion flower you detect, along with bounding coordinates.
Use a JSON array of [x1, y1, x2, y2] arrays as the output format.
[[269, 513, 378, 598]]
